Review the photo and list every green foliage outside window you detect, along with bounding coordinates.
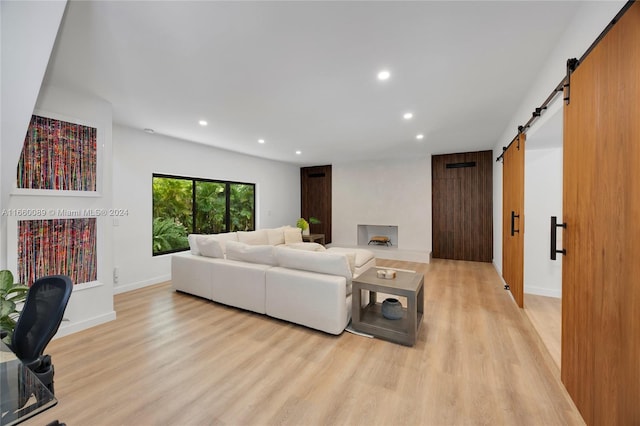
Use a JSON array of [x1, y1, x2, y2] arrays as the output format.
[[152, 175, 255, 255]]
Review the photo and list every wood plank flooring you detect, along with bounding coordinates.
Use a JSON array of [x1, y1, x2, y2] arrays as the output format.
[[524, 294, 562, 370], [24, 259, 583, 426]]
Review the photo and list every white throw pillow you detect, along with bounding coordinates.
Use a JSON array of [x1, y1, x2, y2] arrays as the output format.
[[274, 247, 352, 280], [266, 227, 286, 246], [237, 229, 269, 245], [284, 228, 303, 244], [188, 234, 203, 255], [286, 242, 326, 252], [196, 232, 238, 256], [226, 241, 277, 266], [196, 235, 225, 258]]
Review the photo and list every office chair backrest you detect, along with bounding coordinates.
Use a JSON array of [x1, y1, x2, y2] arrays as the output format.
[[11, 275, 72, 364]]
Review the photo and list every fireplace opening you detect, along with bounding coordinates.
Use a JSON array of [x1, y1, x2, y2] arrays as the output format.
[[357, 225, 398, 247]]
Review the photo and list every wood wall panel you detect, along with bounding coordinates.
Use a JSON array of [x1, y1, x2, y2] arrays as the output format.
[[562, 3, 640, 424], [301, 165, 332, 243], [432, 150, 492, 262]]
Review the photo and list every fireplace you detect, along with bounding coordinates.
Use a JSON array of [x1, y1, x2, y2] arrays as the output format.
[[357, 225, 398, 247]]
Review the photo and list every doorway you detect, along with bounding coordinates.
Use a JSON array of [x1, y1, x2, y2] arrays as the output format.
[[523, 101, 563, 368]]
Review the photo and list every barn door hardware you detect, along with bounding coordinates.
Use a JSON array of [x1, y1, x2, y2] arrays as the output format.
[[550, 216, 567, 260], [510, 211, 520, 236], [564, 58, 580, 105]]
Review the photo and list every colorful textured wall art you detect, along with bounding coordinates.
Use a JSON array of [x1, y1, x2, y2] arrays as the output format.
[[17, 115, 97, 191], [18, 218, 97, 287]]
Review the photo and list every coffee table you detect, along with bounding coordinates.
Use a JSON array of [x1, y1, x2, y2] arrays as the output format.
[[351, 268, 424, 346]]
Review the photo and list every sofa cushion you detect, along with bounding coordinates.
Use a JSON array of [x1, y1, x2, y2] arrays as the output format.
[[196, 236, 225, 259], [237, 229, 269, 245], [226, 241, 277, 266], [327, 247, 375, 268], [286, 242, 326, 252], [284, 228, 303, 244], [274, 247, 352, 281], [266, 227, 286, 245]]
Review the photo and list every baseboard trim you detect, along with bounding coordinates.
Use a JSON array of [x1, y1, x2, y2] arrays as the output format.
[[525, 286, 561, 298], [113, 274, 171, 294], [54, 310, 116, 339]]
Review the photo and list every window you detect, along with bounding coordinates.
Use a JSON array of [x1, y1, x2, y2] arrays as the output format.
[[152, 174, 255, 255]]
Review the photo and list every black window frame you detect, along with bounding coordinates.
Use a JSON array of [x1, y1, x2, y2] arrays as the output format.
[[152, 173, 256, 256]]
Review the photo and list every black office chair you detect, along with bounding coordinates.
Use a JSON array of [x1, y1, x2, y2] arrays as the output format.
[[4, 275, 72, 394]]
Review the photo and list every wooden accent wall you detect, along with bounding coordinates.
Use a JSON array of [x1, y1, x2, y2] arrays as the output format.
[[432, 150, 492, 262], [501, 134, 525, 308], [300, 165, 332, 244], [562, 3, 640, 424]]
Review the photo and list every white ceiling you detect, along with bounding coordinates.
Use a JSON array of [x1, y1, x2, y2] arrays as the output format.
[[43, 1, 584, 166]]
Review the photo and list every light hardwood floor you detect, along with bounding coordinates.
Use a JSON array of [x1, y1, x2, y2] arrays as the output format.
[[524, 294, 562, 370], [25, 259, 583, 426]]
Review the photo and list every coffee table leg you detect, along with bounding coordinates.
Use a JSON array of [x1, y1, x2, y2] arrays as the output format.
[[353, 285, 362, 324], [407, 292, 417, 345]]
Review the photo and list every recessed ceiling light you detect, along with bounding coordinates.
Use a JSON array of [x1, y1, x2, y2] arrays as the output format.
[[258, 139, 265, 144], [377, 70, 391, 81], [143, 128, 155, 134], [416, 134, 424, 140], [198, 120, 208, 126], [295, 150, 302, 155], [403, 112, 413, 120]]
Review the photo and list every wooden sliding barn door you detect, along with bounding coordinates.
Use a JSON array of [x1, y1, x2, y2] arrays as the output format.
[[501, 134, 525, 308], [562, 3, 640, 424]]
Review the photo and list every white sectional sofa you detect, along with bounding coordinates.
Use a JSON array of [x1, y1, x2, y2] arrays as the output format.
[[171, 227, 375, 335]]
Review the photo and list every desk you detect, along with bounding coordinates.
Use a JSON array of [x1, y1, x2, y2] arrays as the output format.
[[1, 341, 57, 425], [302, 233, 325, 245]]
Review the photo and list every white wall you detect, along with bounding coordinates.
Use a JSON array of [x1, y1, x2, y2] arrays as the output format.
[[332, 157, 431, 258], [524, 147, 562, 298], [0, 0, 67, 268], [5, 85, 116, 337], [112, 125, 301, 293], [492, 0, 626, 275]]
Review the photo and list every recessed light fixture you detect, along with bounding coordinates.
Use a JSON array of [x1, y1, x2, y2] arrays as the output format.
[[143, 128, 155, 134], [198, 120, 208, 126], [416, 134, 424, 140], [377, 70, 391, 81], [258, 139, 265, 144], [403, 112, 413, 120], [295, 150, 302, 155]]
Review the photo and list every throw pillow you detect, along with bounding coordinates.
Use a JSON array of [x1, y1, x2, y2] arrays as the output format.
[[196, 235, 225, 258], [188, 234, 203, 255], [266, 227, 286, 245], [284, 228, 303, 244], [226, 241, 277, 266], [237, 229, 269, 245]]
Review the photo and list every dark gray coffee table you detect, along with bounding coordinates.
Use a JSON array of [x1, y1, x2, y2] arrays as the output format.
[[351, 268, 424, 346]]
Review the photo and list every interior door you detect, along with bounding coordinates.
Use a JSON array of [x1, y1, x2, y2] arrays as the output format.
[[300, 165, 332, 243], [561, 3, 640, 424], [502, 133, 525, 308], [431, 150, 493, 262]]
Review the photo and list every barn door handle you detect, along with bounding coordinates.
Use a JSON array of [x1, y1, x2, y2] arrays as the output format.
[[511, 211, 520, 236], [550, 216, 567, 260]]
